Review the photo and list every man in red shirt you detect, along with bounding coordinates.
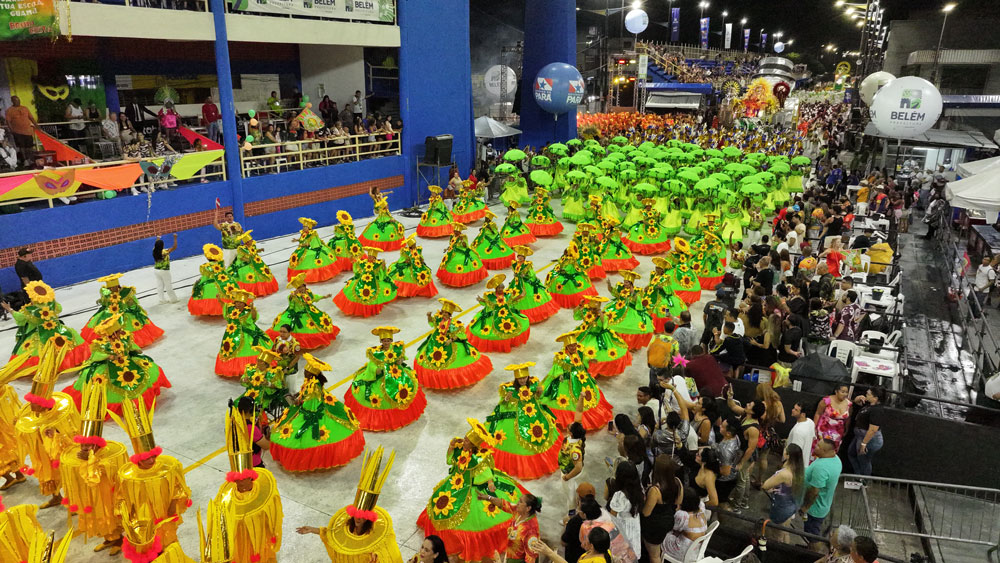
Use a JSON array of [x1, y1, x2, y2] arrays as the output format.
[[683, 345, 728, 397], [468, 167, 478, 191], [202, 96, 221, 143]]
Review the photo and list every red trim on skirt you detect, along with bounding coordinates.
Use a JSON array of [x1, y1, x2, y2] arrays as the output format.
[[676, 290, 702, 305], [588, 352, 632, 377], [287, 263, 339, 283], [238, 278, 278, 297], [618, 331, 653, 351], [270, 429, 366, 471], [586, 265, 607, 280], [332, 292, 392, 318], [357, 235, 404, 252], [549, 286, 598, 309], [265, 328, 339, 349], [436, 267, 488, 288], [451, 209, 487, 224], [215, 354, 255, 378], [519, 299, 560, 324], [343, 388, 427, 432], [527, 222, 564, 236], [395, 280, 439, 298], [652, 315, 673, 333], [697, 275, 724, 290], [415, 354, 493, 390], [417, 511, 512, 562], [416, 224, 454, 238], [481, 254, 515, 270], [491, 435, 564, 480], [502, 232, 537, 246], [187, 298, 223, 317], [466, 327, 530, 353], [622, 238, 672, 255], [550, 393, 614, 431], [601, 256, 640, 272]]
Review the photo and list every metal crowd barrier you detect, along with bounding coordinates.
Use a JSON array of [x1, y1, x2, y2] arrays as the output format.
[[239, 134, 401, 177]]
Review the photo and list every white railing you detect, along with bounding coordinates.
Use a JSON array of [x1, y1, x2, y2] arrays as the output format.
[[239, 132, 401, 177]]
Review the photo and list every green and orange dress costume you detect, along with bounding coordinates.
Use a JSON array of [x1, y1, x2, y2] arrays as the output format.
[[417, 186, 454, 238], [485, 364, 563, 480], [539, 333, 614, 431], [466, 277, 531, 353], [62, 318, 171, 417], [604, 276, 655, 351], [414, 301, 493, 389], [646, 261, 689, 332], [451, 180, 487, 224], [416, 421, 528, 562], [544, 250, 598, 309], [215, 289, 273, 378], [436, 226, 488, 288], [333, 247, 399, 317], [500, 202, 536, 247], [599, 218, 640, 272], [525, 187, 563, 237], [667, 240, 703, 305], [266, 277, 339, 349], [237, 347, 289, 417], [472, 212, 515, 270], [387, 238, 439, 298], [569, 223, 606, 281], [623, 202, 672, 255], [8, 282, 90, 372], [270, 356, 366, 471], [691, 231, 727, 289], [327, 210, 362, 275], [510, 252, 559, 324], [288, 218, 340, 283], [359, 191, 405, 251], [188, 246, 239, 317], [228, 234, 278, 297], [344, 331, 427, 431], [573, 298, 632, 377], [80, 275, 163, 348]]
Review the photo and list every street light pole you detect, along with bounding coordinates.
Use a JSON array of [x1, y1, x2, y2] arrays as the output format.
[[931, 3, 956, 86], [721, 11, 728, 49], [740, 18, 747, 51]]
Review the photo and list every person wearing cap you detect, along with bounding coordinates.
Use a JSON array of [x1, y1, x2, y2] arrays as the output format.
[[509, 246, 559, 324], [691, 230, 727, 289], [215, 287, 272, 378], [188, 244, 240, 317], [297, 447, 401, 563], [646, 257, 689, 333], [525, 186, 563, 237], [571, 222, 607, 280], [333, 246, 399, 317], [573, 295, 632, 377], [266, 273, 338, 349], [501, 200, 537, 247], [58, 378, 128, 555], [413, 298, 492, 389], [599, 217, 639, 273], [327, 210, 363, 275], [578, 194, 603, 228], [605, 271, 655, 351], [288, 217, 340, 283], [228, 231, 278, 297], [624, 198, 671, 255], [63, 315, 171, 416], [666, 240, 703, 305], [540, 331, 613, 431], [451, 176, 487, 224], [436, 223, 488, 288], [486, 362, 562, 480], [416, 186, 454, 238], [13, 247, 43, 294], [684, 192, 713, 237], [545, 247, 598, 309], [416, 419, 527, 562], [81, 274, 164, 348], [3, 281, 90, 372], [467, 275, 531, 353], [359, 187, 406, 251], [472, 210, 515, 270], [561, 170, 587, 223], [270, 354, 365, 471], [345, 327, 427, 431], [499, 160, 531, 208], [388, 235, 438, 299], [213, 209, 244, 267], [237, 346, 289, 416]]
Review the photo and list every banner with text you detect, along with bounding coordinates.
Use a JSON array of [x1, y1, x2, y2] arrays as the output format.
[[637, 54, 648, 81], [724, 23, 732, 49], [761, 31, 768, 51], [229, 0, 395, 22], [0, 0, 56, 41], [744, 29, 750, 51], [700, 17, 709, 49], [670, 8, 680, 42]]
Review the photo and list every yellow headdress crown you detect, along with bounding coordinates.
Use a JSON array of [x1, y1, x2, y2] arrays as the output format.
[[513, 245, 533, 257], [556, 331, 581, 346], [428, 185, 442, 194], [252, 345, 280, 363], [405, 234, 417, 247], [79, 377, 108, 440], [337, 210, 354, 225], [363, 246, 381, 259], [98, 273, 123, 288], [504, 361, 535, 379], [483, 209, 497, 221], [451, 222, 467, 232], [203, 244, 224, 262], [371, 326, 400, 340], [226, 288, 255, 304], [486, 274, 507, 289], [642, 198, 656, 206], [620, 270, 641, 282], [28, 338, 70, 401], [651, 257, 670, 269], [353, 446, 396, 515], [94, 315, 122, 337], [26, 528, 73, 563], [237, 230, 254, 244], [584, 295, 609, 306], [302, 353, 331, 376], [576, 223, 593, 233], [507, 200, 519, 209], [465, 418, 496, 448], [673, 238, 691, 254], [437, 298, 462, 314], [225, 405, 254, 474], [23, 281, 55, 304], [286, 273, 307, 290], [120, 398, 156, 455], [198, 496, 236, 563], [299, 217, 317, 229]]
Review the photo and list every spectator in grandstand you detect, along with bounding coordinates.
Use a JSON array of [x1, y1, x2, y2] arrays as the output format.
[[801, 438, 843, 548], [65, 97, 87, 153], [850, 536, 879, 563], [101, 111, 120, 144], [158, 101, 180, 146], [848, 387, 886, 476], [202, 96, 221, 144], [5, 96, 38, 168], [319, 95, 337, 126], [817, 525, 857, 563]]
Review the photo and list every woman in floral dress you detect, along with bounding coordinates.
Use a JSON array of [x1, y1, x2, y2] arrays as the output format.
[[237, 346, 289, 418], [414, 298, 492, 389], [266, 273, 339, 349], [604, 271, 655, 351], [417, 185, 454, 238], [573, 295, 632, 377], [63, 315, 171, 416], [544, 248, 598, 309], [500, 201, 536, 247], [344, 327, 427, 431], [416, 419, 528, 561], [81, 274, 163, 348], [466, 275, 530, 353], [359, 188, 405, 251], [623, 199, 671, 255], [812, 384, 852, 458], [436, 223, 488, 288], [472, 210, 515, 270], [228, 231, 278, 297], [570, 223, 606, 280], [327, 210, 362, 275], [599, 217, 639, 273], [333, 246, 398, 317], [4, 281, 90, 372], [485, 362, 563, 480], [270, 354, 366, 471], [215, 288, 272, 378], [387, 235, 439, 298], [287, 217, 339, 283], [188, 244, 239, 317], [525, 186, 563, 237], [509, 246, 559, 324], [539, 331, 614, 431], [451, 180, 487, 224], [646, 257, 689, 332]]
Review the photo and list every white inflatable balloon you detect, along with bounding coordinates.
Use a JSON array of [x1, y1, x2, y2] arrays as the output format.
[[625, 9, 649, 34], [773, 42, 785, 53], [484, 65, 517, 99], [859, 71, 896, 106], [869, 76, 943, 138]]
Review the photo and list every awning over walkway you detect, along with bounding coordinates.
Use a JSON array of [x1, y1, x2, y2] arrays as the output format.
[[863, 124, 998, 149]]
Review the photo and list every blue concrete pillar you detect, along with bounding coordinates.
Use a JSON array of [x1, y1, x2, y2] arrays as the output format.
[[209, 0, 246, 223], [398, 0, 473, 208], [519, 0, 577, 148]]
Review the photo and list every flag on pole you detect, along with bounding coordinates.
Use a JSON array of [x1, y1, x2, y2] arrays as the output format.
[[744, 29, 750, 51], [215, 197, 221, 209], [670, 8, 680, 42], [725, 23, 733, 49], [761, 31, 768, 51], [700, 18, 710, 49]]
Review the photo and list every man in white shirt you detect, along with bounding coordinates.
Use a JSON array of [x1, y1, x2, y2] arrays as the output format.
[[636, 386, 662, 424], [787, 401, 816, 468], [725, 307, 745, 337], [974, 256, 997, 307]]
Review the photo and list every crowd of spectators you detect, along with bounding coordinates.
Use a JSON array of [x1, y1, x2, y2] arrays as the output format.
[[645, 43, 763, 85]]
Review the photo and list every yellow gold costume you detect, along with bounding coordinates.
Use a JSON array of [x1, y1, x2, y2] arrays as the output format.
[[0, 354, 33, 477], [119, 502, 195, 563], [0, 502, 43, 562]]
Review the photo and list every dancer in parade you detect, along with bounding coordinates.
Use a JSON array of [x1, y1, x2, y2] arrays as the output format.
[[417, 185, 454, 238], [267, 274, 339, 349], [436, 223, 488, 288], [472, 210, 515, 270], [692, 229, 727, 289], [0, 356, 28, 491], [525, 186, 563, 237], [333, 246, 398, 317], [667, 238, 703, 305], [344, 327, 427, 432], [467, 274, 531, 353], [647, 257, 689, 332], [213, 208, 244, 267], [215, 288, 272, 378], [288, 217, 340, 283], [545, 247, 598, 309], [271, 325, 302, 376], [604, 271, 655, 351], [359, 187, 406, 251], [3, 281, 90, 371], [0, 496, 44, 562], [569, 223, 606, 280], [388, 235, 439, 298], [270, 354, 366, 471], [623, 198, 672, 255], [485, 362, 563, 480], [227, 231, 279, 297], [414, 298, 492, 390], [81, 274, 163, 348], [599, 217, 640, 273], [187, 244, 239, 317], [510, 246, 559, 324], [237, 346, 289, 417], [500, 201, 537, 247], [327, 210, 363, 276], [573, 295, 633, 377], [539, 331, 614, 431], [451, 179, 487, 224]]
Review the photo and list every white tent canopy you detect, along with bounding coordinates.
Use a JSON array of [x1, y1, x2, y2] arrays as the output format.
[[946, 173, 1000, 213], [474, 116, 521, 139], [958, 155, 1000, 177]]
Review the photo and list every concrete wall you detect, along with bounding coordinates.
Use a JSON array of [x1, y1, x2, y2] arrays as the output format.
[[299, 45, 366, 117], [884, 17, 1000, 76]]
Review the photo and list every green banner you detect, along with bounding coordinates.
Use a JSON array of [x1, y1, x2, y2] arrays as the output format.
[[0, 0, 57, 41]]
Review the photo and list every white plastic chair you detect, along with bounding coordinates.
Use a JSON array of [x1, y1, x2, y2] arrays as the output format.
[[719, 544, 755, 563], [664, 521, 720, 563], [828, 339, 860, 382], [859, 329, 901, 361]]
